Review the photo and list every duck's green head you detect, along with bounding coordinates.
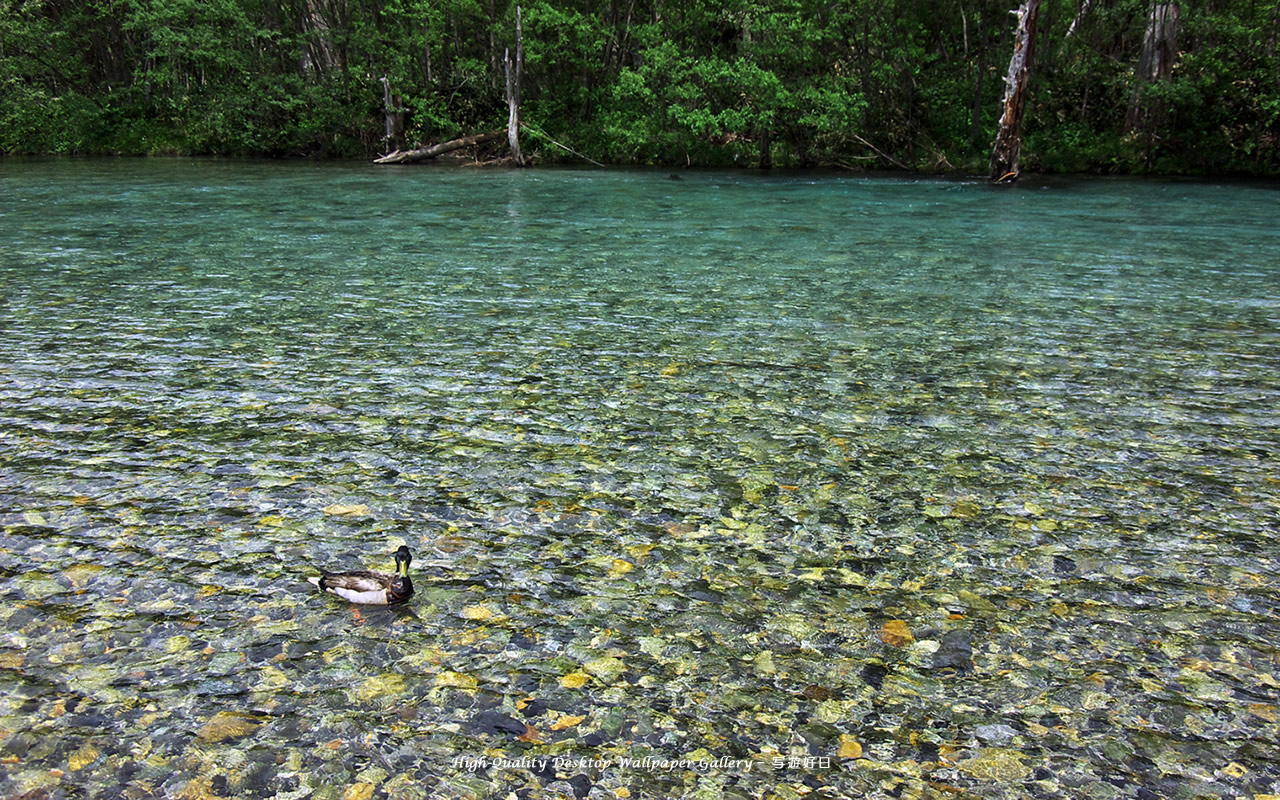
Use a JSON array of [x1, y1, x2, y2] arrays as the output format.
[[395, 545, 412, 576]]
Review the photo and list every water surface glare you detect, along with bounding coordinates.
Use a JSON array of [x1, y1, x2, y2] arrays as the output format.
[[2, 161, 1279, 799]]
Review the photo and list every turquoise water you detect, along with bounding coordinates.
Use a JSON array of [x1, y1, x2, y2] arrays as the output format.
[[1, 160, 1279, 799]]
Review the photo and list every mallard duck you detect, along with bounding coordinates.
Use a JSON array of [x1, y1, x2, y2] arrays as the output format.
[[307, 545, 413, 605]]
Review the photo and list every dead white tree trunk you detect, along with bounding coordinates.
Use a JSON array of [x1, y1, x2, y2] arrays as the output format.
[[505, 5, 526, 166], [1126, 3, 1179, 164], [301, 0, 339, 77], [1066, 0, 1093, 38], [379, 76, 405, 153], [1138, 3, 1179, 82], [989, 0, 1040, 183]]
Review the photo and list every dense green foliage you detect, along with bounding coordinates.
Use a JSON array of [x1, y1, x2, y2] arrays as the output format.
[[2, 0, 1277, 173]]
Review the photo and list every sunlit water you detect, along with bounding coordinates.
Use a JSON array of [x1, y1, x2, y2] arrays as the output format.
[[1, 160, 1278, 799]]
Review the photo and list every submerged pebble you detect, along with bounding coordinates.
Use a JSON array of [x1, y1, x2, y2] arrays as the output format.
[[1, 164, 1278, 799]]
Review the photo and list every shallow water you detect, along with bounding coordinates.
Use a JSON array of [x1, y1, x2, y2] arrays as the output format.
[[1, 160, 1279, 799]]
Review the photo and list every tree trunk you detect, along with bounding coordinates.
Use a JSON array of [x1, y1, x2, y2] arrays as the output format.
[[487, 0, 498, 81], [373, 130, 505, 163], [604, 0, 637, 68], [757, 127, 772, 169], [505, 6, 526, 166], [1066, 0, 1094, 38], [423, 18, 433, 84], [1138, 3, 1179, 82], [379, 76, 405, 153], [301, 0, 339, 77], [1271, 0, 1279, 56], [970, 31, 986, 146], [1127, 3, 1179, 134], [989, 0, 1040, 183]]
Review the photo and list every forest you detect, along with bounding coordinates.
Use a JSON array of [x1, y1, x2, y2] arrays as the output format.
[[1, 0, 1277, 175]]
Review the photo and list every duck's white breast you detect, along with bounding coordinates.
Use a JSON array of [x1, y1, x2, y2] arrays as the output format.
[[326, 585, 389, 605]]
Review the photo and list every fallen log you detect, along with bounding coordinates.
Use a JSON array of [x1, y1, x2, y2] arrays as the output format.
[[374, 130, 505, 164]]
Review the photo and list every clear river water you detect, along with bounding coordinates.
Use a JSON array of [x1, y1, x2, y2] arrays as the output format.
[[1, 160, 1278, 799]]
